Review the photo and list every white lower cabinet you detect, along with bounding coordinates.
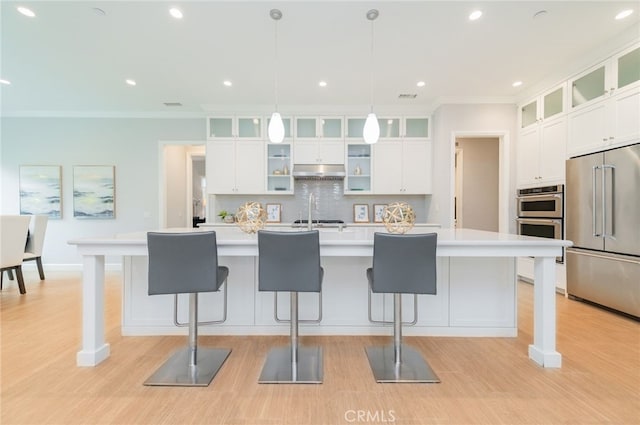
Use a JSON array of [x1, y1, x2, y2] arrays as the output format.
[[517, 117, 566, 187], [373, 140, 431, 194], [206, 140, 265, 194]]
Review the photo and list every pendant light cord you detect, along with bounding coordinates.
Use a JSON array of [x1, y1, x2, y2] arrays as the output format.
[[274, 18, 279, 111], [369, 13, 375, 113]]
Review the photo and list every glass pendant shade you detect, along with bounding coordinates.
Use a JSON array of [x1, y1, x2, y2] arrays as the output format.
[[363, 113, 380, 144], [268, 112, 285, 143]]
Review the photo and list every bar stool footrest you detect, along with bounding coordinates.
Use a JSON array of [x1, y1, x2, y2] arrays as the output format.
[[259, 346, 323, 384], [365, 345, 440, 383], [144, 347, 231, 387]]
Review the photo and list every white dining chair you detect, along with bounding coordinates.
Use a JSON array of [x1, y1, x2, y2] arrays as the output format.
[[23, 215, 49, 280], [1, 215, 31, 294]]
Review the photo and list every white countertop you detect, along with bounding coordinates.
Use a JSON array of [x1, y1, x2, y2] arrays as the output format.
[[69, 226, 572, 258]]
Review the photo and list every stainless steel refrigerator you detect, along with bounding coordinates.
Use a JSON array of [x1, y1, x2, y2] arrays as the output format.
[[566, 143, 640, 318]]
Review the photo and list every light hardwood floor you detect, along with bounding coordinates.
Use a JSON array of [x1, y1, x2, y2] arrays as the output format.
[[1, 271, 639, 424]]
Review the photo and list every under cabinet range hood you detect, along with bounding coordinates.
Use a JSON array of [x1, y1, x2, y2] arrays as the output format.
[[292, 164, 346, 180]]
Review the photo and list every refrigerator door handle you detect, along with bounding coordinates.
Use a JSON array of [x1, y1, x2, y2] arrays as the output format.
[[592, 165, 602, 237], [601, 164, 615, 239]]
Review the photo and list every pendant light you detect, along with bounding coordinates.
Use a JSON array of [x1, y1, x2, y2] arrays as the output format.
[[363, 9, 380, 144], [268, 9, 285, 144]]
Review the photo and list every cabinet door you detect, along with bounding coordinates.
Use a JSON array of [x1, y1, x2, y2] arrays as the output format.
[[295, 118, 318, 139], [542, 86, 565, 120], [404, 117, 430, 138], [294, 142, 319, 163], [208, 117, 234, 139], [570, 65, 606, 110], [318, 141, 345, 164], [346, 118, 366, 139], [378, 118, 401, 139], [373, 142, 403, 194], [611, 86, 640, 145], [234, 141, 265, 194], [520, 99, 539, 129], [321, 117, 343, 139], [614, 45, 640, 91], [567, 101, 608, 156], [402, 141, 431, 194], [206, 141, 236, 194], [237, 117, 262, 139], [539, 118, 566, 183], [517, 127, 541, 186]]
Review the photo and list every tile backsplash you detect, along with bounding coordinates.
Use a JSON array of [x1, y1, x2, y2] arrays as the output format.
[[211, 180, 430, 224]]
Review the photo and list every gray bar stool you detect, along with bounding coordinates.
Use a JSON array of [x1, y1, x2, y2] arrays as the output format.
[[144, 231, 231, 386], [365, 232, 440, 383], [257, 230, 324, 384]]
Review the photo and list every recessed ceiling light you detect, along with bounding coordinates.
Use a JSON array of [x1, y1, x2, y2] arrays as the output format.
[[126, 79, 137, 86], [17, 6, 36, 17], [615, 9, 634, 20], [223, 80, 232, 87], [512, 81, 523, 87], [169, 8, 183, 19], [416, 81, 426, 87], [92, 7, 106, 16], [318, 81, 327, 87], [0, 79, 11, 85], [469, 10, 482, 21]]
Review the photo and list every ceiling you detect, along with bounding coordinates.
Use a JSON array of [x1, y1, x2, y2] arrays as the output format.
[[1, 1, 639, 116]]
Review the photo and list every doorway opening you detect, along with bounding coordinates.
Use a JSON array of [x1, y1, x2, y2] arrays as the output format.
[[158, 141, 205, 228], [451, 132, 509, 233]]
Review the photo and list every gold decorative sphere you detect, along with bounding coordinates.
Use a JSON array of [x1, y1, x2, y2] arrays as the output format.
[[383, 202, 415, 234], [235, 201, 267, 234]]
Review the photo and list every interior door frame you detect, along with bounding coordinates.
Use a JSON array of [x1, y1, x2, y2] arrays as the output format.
[[157, 140, 205, 228], [449, 131, 510, 233]]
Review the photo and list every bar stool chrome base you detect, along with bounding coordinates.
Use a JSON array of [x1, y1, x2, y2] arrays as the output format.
[[144, 347, 231, 387], [366, 345, 440, 383], [258, 346, 323, 384]]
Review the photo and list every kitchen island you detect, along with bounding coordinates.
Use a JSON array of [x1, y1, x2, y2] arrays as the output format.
[[69, 227, 571, 368]]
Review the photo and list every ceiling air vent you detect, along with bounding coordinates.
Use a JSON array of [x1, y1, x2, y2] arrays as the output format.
[[398, 94, 417, 99], [163, 102, 183, 107]]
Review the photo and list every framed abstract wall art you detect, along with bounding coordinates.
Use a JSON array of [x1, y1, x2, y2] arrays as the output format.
[[73, 165, 115, 219], [19, 165, 62, 219]]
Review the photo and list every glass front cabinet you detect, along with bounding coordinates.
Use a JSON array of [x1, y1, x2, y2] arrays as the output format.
[[345, 144, 371, 193], [266, 143, 293, 193], [567, 44, 640, 155], [207, 116, 263, 140]]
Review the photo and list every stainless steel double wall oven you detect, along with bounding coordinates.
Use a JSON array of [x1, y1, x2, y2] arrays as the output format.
[[516, 184, 564, 263]]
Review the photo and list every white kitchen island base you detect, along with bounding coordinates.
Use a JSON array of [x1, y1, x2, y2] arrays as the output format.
[[70, 227, 571, 368], [122, 256, 517, 337]]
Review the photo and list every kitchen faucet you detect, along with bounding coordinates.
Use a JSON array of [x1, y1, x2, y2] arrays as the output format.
[[308, 192, 316, 230]]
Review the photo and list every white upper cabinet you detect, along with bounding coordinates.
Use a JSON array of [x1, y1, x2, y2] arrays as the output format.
[[568, 44, 640, 156], [519, 84, 566, 129], [403, 117, 430, 139], [517, 119, 566, 187], [294, 117, 343, 140], [206, 140, 265, 194], [346, 116, 429, 140], [373, 140, 432, 194], [207, 116, 263, 140], [266, 116, 293, 141], [344, 144, 372, 194], [517, 84, 567, 187], [294, 117, 344, 164], [266, 143, 293, 194]]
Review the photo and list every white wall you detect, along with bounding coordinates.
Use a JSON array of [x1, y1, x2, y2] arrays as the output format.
[[430, 104, 517, 231], [1, 117, 205, 266]]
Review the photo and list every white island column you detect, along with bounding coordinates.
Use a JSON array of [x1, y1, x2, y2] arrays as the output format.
[[76, 254, 110, 367], [529, 256, 562, 367]]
